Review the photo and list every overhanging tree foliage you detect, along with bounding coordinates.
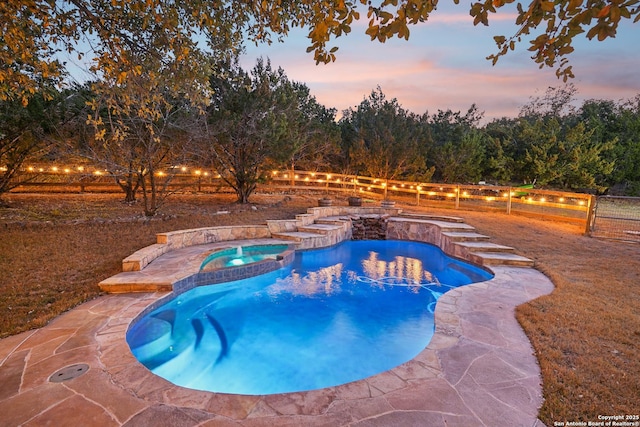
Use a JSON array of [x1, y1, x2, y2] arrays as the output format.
[[3, 0, 638, 110]]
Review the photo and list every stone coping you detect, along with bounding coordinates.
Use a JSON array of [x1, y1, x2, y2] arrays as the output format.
[[99, 239, 295, 294], [124, 225, 272, 272], [101, 208, 533, 293], [122, 207, 400, 272]]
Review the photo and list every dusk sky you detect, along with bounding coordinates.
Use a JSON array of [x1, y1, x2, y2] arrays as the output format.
[[240, 4, 640, 123]]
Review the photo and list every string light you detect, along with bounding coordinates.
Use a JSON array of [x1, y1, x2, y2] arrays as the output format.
[[15, 165, 594, 211]]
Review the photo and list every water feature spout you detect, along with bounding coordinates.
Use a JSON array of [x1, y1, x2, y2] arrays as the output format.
[[236, 246, 243, 257]]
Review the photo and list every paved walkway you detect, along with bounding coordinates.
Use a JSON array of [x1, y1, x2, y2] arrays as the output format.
[[0, 254, 552, 426]]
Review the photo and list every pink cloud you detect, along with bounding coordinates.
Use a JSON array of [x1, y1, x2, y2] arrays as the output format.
[[242, 9, 640, 123]]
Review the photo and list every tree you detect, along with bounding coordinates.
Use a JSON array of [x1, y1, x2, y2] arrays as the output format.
[[427, 105, 485, 182], [482, 118, 518, 183], [270, 82, 341, 173], [576, 96, 640, 195], [201, 59, 304, 203], [505, 116, 614, 190], [340, 87, 430, 181], [519, 84, 579, 120], [432, 130, 486, 183], [609, 96, 640, 195], [79, 78, 198, 215], [0, 89, 61, 204]]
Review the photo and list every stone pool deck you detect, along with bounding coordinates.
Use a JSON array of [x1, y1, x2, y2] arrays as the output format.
[[0, 207, 554, 426]]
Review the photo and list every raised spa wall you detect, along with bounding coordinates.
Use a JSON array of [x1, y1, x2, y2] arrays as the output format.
[[99, 205, 534, 294]]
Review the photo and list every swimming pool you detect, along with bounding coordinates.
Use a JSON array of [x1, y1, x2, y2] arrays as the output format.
[[127, 240, 493, 395]]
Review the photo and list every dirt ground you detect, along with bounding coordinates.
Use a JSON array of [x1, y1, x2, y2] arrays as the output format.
[[1, 191, 638, 423]]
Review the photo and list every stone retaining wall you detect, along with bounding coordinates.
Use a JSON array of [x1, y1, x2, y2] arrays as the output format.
[[123, 225, 271, 271]]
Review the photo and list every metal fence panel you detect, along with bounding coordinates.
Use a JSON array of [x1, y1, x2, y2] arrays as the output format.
[[591, 196, 640, 242]]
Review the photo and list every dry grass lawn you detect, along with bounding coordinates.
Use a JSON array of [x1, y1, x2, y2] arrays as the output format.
[[1, 192, 638, 424]]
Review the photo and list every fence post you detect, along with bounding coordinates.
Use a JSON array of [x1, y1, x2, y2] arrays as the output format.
[[506, 187, 512, 215], [584, 195, 597, 235], [416, 184, 421, 206], [455, 185, 460, 209]]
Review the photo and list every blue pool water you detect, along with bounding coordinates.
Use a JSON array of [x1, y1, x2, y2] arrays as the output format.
[[127, 240, 493, 395], [199, 244, 289, 270]]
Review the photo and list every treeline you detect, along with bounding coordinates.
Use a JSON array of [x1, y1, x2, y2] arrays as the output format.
[[1, 59, 639, 215]]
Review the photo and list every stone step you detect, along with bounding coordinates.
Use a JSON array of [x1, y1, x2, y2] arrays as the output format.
[[298, 223, 345, 235], [441, 231, 491, 242], [270, 231, 328, 250], [315, 216, 351, 225], [294, 213, 317, 226], [454, 241, 515, 253], [266, 219, 299, 233], [399, 213, 465, 223], [470, 252, 534, 267], [389, 217, 475, 232]]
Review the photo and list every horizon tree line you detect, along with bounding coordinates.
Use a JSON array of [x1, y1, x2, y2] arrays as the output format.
[[1, 64, 639, 214]]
